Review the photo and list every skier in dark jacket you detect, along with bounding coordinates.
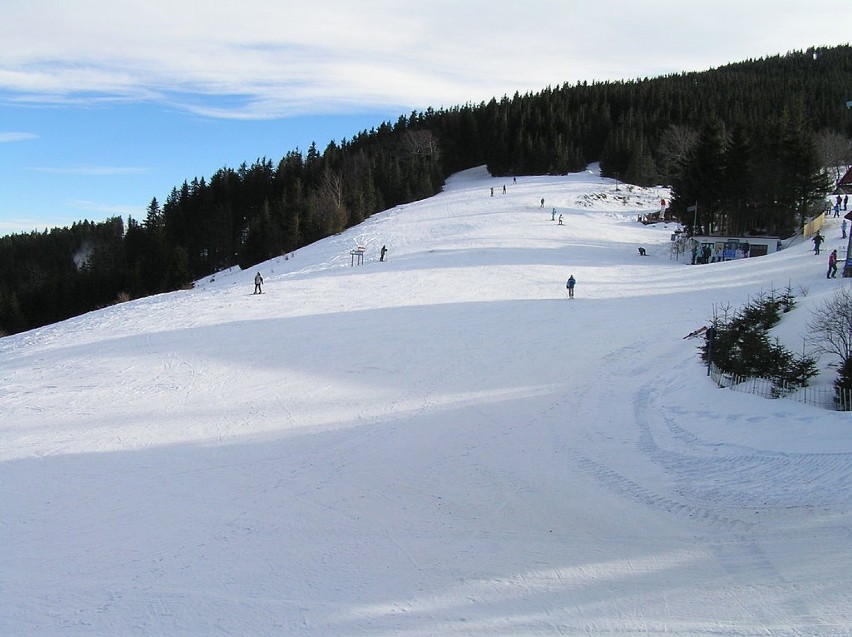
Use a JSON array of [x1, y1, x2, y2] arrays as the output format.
[[254, 272, 263, 294], [566, 275, 576, 298], [813, 233, 825, 255]]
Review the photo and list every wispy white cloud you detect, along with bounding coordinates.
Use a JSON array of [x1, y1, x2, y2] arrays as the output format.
[[0, 219, 50, 235], [0, 1, 848, 120], [0, 131, 38, 142], [66, 199, 146, 217], [0, 205, 143, 234]]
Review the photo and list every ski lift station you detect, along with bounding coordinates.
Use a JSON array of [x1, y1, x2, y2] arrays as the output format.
[[689, 235, 782, 263]]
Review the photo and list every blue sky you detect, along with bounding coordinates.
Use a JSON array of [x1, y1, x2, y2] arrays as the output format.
[[1, 1, 849, 236]]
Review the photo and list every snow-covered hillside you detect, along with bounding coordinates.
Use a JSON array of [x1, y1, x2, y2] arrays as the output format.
[[2, 166, 851, 636]]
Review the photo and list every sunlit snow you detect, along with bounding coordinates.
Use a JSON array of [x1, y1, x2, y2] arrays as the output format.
[[2, 166, 851, 635]]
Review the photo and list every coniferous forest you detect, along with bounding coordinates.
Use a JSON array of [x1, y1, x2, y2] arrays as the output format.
[[2, 46, 852, 336]]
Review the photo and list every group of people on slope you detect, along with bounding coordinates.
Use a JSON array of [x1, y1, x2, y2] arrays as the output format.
[[812, 231, 843, 279], [831, 194, 849, 217]]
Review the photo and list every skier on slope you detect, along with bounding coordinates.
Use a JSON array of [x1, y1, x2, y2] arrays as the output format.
[[254, 272, 263, 294], [566, 275, 576, 298], [813, 232, 825, 255], [827, 249, 838, 279]]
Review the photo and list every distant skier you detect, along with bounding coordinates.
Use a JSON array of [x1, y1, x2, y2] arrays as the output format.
[[254, 272, 263, 294], [638, 247, 646, 256], [843, 219, 848, 239], [566, 274, 576, 298], [558, 214, 563, 225], [552, 208, 556, 221], [540, 198, 545, 208], [813, 232, 825, 255], [380, 245, 387, 262], [827, 249, 838, 278]]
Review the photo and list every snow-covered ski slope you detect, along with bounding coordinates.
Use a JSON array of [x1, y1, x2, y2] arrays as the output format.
[[2, 166, 852, 636]]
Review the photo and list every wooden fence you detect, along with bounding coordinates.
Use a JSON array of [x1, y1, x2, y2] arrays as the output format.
[[803, 212, 826, 239]]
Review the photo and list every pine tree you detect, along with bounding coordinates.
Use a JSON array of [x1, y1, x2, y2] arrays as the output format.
[[720, 124, 754, 235], [671, 120, 726, 234]]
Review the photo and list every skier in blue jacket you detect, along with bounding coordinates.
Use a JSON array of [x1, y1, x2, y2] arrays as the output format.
[[566, 275, 576, 298]]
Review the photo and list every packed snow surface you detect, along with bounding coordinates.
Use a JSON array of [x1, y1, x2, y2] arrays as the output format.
[[2, 166, 851, 636]]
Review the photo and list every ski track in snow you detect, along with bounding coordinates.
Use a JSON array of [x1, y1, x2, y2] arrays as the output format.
[[2, 166, 852, 636]]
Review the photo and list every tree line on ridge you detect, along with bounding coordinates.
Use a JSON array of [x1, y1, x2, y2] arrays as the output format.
[[1, 45, 851, 335]]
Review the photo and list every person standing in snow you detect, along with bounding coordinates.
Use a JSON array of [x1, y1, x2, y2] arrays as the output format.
[[558, 214, 563, 225], [813, 232, 825, 255], [827, 250, 838, 278], [566, 275, 576, 298], [254, 272, 263, 294], [380, 245, 387, 262], [540, 198, 545, 208], [843, 219, 847, 239], [552, 208, 556, 221]]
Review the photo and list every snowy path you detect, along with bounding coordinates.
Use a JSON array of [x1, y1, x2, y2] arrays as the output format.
[[2, 167, 852, 635]]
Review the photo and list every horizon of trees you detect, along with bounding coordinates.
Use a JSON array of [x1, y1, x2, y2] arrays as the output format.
[[2, 45, 851, 336]]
